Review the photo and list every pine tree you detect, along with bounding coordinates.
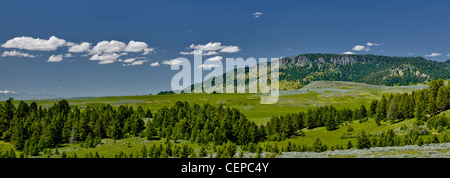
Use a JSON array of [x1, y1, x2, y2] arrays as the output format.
[[369, 100, 378, 117], [145, 108, 153, 118], [199, 145, 207, 157], [312, 137, 327, 152], [145, 121, 157, 140], [358, 104, 368, 120], [346, 140, 353, 149], [376, 95, 387, 123], [356, 131, 371, 149], [387, 99, 399, 123], [415, 91, 426, 120], [179, 143, 191, 158], [436, 86, 449, 111]]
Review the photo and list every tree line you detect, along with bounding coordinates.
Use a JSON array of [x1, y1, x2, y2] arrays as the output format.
[[0, 99, 152, 155], [0, 99, 267, 156], [146, 101, 265, 145], [265, 79, 450, 140]]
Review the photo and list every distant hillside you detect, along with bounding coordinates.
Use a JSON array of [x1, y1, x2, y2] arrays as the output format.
[[0, 92, 62, 101], [279, 54, 450, 88], [188, 54, 450, 91]]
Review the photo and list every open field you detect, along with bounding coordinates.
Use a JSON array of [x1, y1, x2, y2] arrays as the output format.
[[4, 81, 428, 125]]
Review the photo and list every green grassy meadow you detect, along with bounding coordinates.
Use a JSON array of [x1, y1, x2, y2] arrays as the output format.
[[4, 81, 428, 125], [3, 81, 446, 158]]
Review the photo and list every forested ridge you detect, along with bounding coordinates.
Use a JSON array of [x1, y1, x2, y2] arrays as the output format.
[[279, 54, 450, 88], [190, 53, 450, 91]]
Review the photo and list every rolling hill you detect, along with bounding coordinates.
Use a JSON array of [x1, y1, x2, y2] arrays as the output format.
[[189, 53, 450, 91]]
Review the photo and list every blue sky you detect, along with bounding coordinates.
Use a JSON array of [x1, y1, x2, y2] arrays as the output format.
[[1, 0, 450, 98]]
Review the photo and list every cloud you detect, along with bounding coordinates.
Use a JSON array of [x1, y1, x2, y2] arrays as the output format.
[[342, 51, 356, 54], [447, 54, 450, 57], [122, 60, 148, 66], [189, 42, 224, 51], [206, 56, 223, 61], [0, 90, 16, 94], [220, 46, 241, 53], [162, 59, 183, 65], [425, 53, 442, 57], [1, 36, 67, 51], [252, 12, 263, 18], [352, 45, 365, 51], [88, 40, 154, 64], [180, 50, 218, 56], [203, 51, 219, 56], [150, 62, 160, 66], [48, 54, 63, 62], [64, 53, 73, 58], [124, 40, 154, 55], [143, 48, 154, 55], [181, 42, 241, 55], [98, 60, 115, 65], [179, 51, 194, 55], [366, 42, 383, 46], [68, 42, 91, 53], [122, 58, 137, 63], [90, 40, 127, 54], [198, 64, 219, 69], [89, 52, 127, 64], [1, 50, 37, 58]]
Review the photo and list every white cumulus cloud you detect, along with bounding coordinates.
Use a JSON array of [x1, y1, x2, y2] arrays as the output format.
[[342, 51, 356, 54], [220, 46, 240, 53], [181, 42, 241, 55], [1, 50, 37, 58], [1, 36, 67, 51], [89, 52, 127, 64], [162, 59, 183, 66], [150, 62, 160, 66], [90, 40, 127, 54], [352, 45, 365, 51], [425, 53, 442, 57], [64, 53, 73, 58], [124, 41, 154, 55], [198, 64, 219, 69], [206, 56, 223, 61], [68, 42, 91, 53], [48, 54, 63, 62]]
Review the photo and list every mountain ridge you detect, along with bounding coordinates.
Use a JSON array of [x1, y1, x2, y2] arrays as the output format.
[[186, 53, 450, 92]]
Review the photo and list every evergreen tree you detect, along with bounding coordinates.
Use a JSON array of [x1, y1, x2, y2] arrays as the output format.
[[436, 86, 449, 111], [346, 140, 353, 149], [415, 91, 426, 120], [356, 131, 371, 149], [375, 95, 387, 126], [387, 99, 399, 123], [312, 137, 327, 152], [369, 100, 378, 117], [358, 104, 368, 120]]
